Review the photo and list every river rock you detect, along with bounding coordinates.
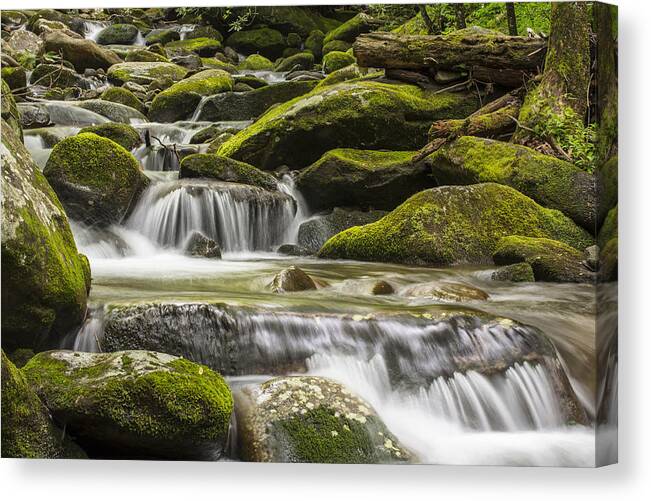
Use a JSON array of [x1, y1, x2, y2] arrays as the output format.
[[145, 28, 180, 46], [180, 154, 278, 191], [1, 80, 22, 140], [184, 25, 223, 42], [100, 86, 147, 114], [270, 266, 317, 292], [1, 119, 90, 351], [43, 133, 149, 226], [217, 81, 480, 170], [318, 184, 594, 266], [426, 136, 598, 230], [78, 123, 142, 151], [493, 236, 594, 283], [305, 29, 325, 59], [6, 29, 43, 54], [22, 350, 233, 459], [107, 61, 188, 86], [600, 237, 618, 282], [403, 282, 489, 302], [149, 69, 233, 122], [237, 54, 275, 71], [195, 80, 317, 122], [1, 351, 86, 459], [323, 12, 377, 44], [322, 40, 352, 56], [76, 99, 147, 123], [165, 37, 222, 57], [1, 66, 26, 92], [96, 23, 139, 45], [277, 243, 311, 256], [226, 28, 287, 59], [275, 51, 315, 72], [322, 50, 356, 73], [17, 103, 50, 130], [42, 30, 122, 72], [491, 263, 535, 282], [124, 48, 169, 63], [237, 376, 411, 463], [297, 149, 434, 212], [184, 231, 222, 258], [30, 63, 87, 89], [298, 208, 387, 254], [371, 280, 394, 295]]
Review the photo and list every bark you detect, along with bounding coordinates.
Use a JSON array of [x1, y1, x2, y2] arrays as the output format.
[[385, 68, 433, 88], [506, 3, 518, 36], [594, 2, 618, 164]]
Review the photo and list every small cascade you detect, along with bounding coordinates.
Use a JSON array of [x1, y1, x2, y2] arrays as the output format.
[[277, 174, 310, 243], [83, 20, 109, 41], [236, 70, 288, 83], [125, 179, 296, 252]]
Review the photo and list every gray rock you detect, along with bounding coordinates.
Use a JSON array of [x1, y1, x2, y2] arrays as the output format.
[[185, 231, 222, 258]]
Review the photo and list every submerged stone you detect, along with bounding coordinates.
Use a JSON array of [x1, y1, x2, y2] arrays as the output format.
[[185, 231, 222, 259], [270, 266, 317, 293]]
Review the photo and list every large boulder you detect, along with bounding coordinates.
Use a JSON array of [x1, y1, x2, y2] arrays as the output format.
[[297, 149, 433, 212], [426, 136, 598, 230], [226, 28, 287, 59], [237, 54, 275, 71], [96, 23, 139, 45], [248, 6, 340, 37], [100, 86, 146, 114], [237, 376, 410, 463], [6, 29, 43, 53], [194, 80, 317, 122], [22, 350, 233, 459], [305, 30, 325, 59], [124, 48, 169, 63], [323, 13, 378, 44], [145, 28, 180, 45], [318, 183, 594, 266], [322, 50, 355, 73], [1, 66, 27, 91], [1, 80, 22, 141], [270, 266, 317, 293], [76, 99, 147, 123], [275, 51, 315, 72], [165, 37, 222, 57], [43, 133, 149, 226], [149, 69, 233, 122], [298, 208, 387, 254], [42, 30, 122, 72], [1, 351, 86, 458], [107, 61, 188, 85], [493, 236, 594, 283], [30, 63, 86, 89], [180, 154, 278, 191], [78, 123, 142, 151], [1, 120, 90, 351], [217, 81, 480, 170]]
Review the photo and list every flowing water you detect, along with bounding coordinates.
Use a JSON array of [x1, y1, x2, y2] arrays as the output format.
[[23, 57, 603, 466]]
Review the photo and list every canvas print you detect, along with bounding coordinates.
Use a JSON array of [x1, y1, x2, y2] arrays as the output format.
[[0, 2, 618, 466]]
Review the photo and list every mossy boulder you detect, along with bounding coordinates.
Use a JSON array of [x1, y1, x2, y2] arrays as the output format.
[[275, 51, 315, 72], [42, 30, 122, 73], [493, 236, 593, 283], [1, 351, 86, 458], [318, 183, 594, 266], [180, 154, 278, 191], [1, 66, 27, 91], [598, 205, 618, 249], [76, 99, 147, 123], [200, 57, 237, 73], [194, 80, 317, 122], [1, 79, 22, 141], [238, 376, 410, 463], [600, 237, 618, 282], [226, 28, 287, 60], [286, 32, 302, 48], [270, 266, 317, 293], [6, 29, 43, 54], [250, 6, 341, 37], [44, 133, 149, 226], [218, 81, 480, 170], [322, 40, 352, 55], [323, 13, 378, 44], [491, 262, 535, 282], [305, 30, 325, 59], [184, 25, 223, 42], [22, 350, 233, 459], [315, 64, 364, 89], [30, 63, 85, 89], [148, 69, 233, 122], [426, 136, 597, 230], [100, 86, 146, 114], [322, 50, 356, 74], [107, 61, 188, 86], [145, 28, 180, 46], [237, 54, 274, 71], [597, 155, 618, 217], [1, 120, 89, 351], [297, 149, 433, 212], [165, 37, 222, 57], [78, 123, 142, 151], [124, 48, 169, 63], [96, 23, 139, 45]]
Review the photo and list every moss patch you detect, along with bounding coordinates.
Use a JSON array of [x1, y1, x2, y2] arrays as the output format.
[[237, 54, 274, 71], [179, 154, 278, 191], [107, 62, 188, 86], [165, 37, 222, 57], [100, 86, 146, 114], [226, 28, 287, 59], [322, 50, 355, 74], [78, 123, 142, 151]]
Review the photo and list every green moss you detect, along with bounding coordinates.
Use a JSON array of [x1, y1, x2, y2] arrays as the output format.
[[600, 237, 618, 282], [323, 13, 376, 44], [322, 39, 352, 55], [200, 57, 237, 73], [491, 262, 535, 282], [145, 28, 180, 46], [318, 183, 594, 266], [275, 51, 315, 72], [107, 62, 188, 85], [125, 49, 169, 63], [226, 28, 287, 59], [78, 123, 142, 151], [322, 50, 356, 74], [149, 69, 233, 122], [1, 79, 22, 141], [305, 29, 325, 59], [597, 155, 618, 216], [96, 24, 139, 45], [100, 86, 146, 114], [30, 63, 81, 89], [180, 153, 278, 191], [598, 205, 618, 249], [237, 54, 274, 71], [164, 37, 222, 56], [1, 66, 27, 91]]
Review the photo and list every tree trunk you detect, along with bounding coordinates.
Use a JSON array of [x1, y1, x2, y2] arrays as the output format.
[[506, 3, 518, 36], [594, 2, 618, 164], [418, 5, 437, 35], [454, 4, 467, 29], [513, 2, 591, 152]]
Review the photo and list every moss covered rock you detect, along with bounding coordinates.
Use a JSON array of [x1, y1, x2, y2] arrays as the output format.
[[600, 237, 618, 282], [250, 6, 340, 37], [100, 86, 146, 114], [226, 28, 287, 60], [237, 54, 274, 71], [107, 61, 188, 86], [238, 376, 410, 463], [322, 39, 352, 55], [149, 69, 233, 122], [297, 149, 433, 212], [426, 136, 597, 230], [1, 66, 27, 91], [598, 205, 618, 249], [1, 120, 89, 351], [22, 350, 233, 459], [42, 30, 121, 73], [275, 51, 315, 72], [493, 236, 593, 283], [491, 262, 535, 282], [76, 99, 147, 123], [145, 28, 180, 46], [165, 37, 222, 57], [124, 48, 169, 63], [194, 80, 317, 122], [1, 79, 22, 141], [319, 183, 594, 266], [218, 81, 480, 170], [180, 154, 278, 191], [1, 351, 86, 458], [44, 133, 149, 226], [30, 63, 85, 89], [78, 123, 142, 151], [324, 12, 377, 44], [200, 57, 237, 73], [96, 23, 139, 45], [597, 155, 618, 218], [305, 29, 325, 59], [322, 50, 355, 74], [184, 25, 223, 42]]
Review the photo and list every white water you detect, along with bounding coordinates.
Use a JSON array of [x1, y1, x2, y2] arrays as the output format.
[[83, 20, 109, 41]]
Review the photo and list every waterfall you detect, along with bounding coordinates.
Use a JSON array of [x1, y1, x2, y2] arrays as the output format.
[[277, 174, 309, 243], [125, 179, 296, 252], [83, 20, 109, 41]]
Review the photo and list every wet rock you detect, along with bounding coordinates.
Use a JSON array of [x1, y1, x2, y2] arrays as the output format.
[[145, 28, 179, 46], [275, 51, 315, 72], [124, 48, 169, 63], [584, 245, 599, 272], [322, 39, 352, 55], [170, 53, 202, 70], [305, 29, 325, 59], [42, 30, 121, 72], [1, 120, 90, 350], [185, 231, 222, 259], [226, 27, 287, 59], [6, 30, 43, 54], [277, 243, 311, 256], [233, 82, 254, 92], [165, 37, 222, 57], [1, 80, 22, 140], [286, 70, 324, 81], [107, 61, 188, 86], [491, 263, 535, 282], [30, 63, 87, 89], [22, 350, 233, 460], [100, 86, 147, 114], [76, 99, 147, 123], [237, 54, 274, 71], [180, 154, 278, 191], [298, 208, 387, 254], [270, 266, 317, 292], [78, 123, 142, 151], [322, 50, 355, 73], [184, 25, 223, 42], [96, 23, 139, 45], [237, 376, 411, 463], [371, 280, 394, 295], [404, 282, 489, 302], [2, 351, 86, 459], [17, 103, 50, 130]]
